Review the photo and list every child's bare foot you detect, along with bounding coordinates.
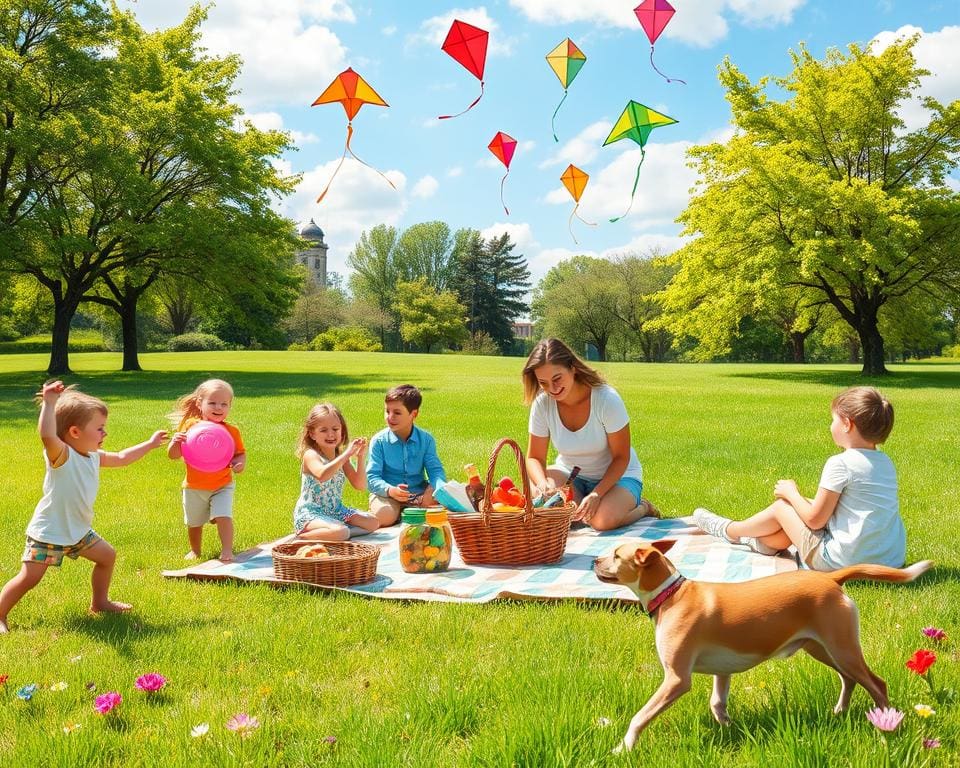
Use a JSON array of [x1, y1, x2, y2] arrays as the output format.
[[184, 550, 200, 561], [218, 553, 234, 563], [90, 600, 132, 614], [0, 617, 9, 634]]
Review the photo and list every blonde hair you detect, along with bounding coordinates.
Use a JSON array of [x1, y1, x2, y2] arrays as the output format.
[[169, 379, 233, 428], [521, 338, 606, 405], [40, 385, 108, 439], [296, 402, 349, 459], [832, 386, 894, 444]]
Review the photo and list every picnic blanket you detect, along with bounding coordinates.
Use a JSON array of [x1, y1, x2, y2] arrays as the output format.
[[162, 516, 797, 604]]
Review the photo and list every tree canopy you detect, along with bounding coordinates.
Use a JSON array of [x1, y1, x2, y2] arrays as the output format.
[[663, 37, 960, 374]]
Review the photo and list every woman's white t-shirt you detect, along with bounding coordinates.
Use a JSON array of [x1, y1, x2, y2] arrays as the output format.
[[25, 445, 100, 546], [817, 448, 904, 569], [528, 384, 643, 483]]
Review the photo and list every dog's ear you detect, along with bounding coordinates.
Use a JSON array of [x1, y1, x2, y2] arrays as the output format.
[[651, 539, 675, 555], [633, 545, 657, 565]]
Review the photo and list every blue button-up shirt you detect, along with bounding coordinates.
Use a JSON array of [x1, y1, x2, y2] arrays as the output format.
[[366, 425, 446, 497]]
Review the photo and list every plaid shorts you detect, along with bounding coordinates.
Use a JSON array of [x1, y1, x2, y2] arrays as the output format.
[[22, 530, 101, 567]]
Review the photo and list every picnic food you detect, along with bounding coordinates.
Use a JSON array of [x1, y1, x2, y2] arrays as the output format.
[[294, 543, 330, 558], [399, 508, 452, 573]]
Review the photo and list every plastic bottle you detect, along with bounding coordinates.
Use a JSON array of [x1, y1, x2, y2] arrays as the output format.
[[463, 463, 485, 512]]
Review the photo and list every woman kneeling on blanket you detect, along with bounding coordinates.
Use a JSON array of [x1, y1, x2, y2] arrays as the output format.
[[522, 338, 658, 531]]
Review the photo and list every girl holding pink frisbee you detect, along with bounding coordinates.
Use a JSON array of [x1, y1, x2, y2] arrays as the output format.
[[168, 379, 245, 562]]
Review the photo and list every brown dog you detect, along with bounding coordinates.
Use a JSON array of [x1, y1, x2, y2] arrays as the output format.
[[594, 540, 933, 752]]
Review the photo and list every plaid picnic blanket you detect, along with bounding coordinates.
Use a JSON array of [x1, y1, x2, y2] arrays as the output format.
[[161, 516, 797, 603]]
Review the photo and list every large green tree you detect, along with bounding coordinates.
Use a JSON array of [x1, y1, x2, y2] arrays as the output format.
[[347, 224, 399, 349], [665, 37, 960, 374], [394, 277, 467, 353], [393, 221, 456, 292]]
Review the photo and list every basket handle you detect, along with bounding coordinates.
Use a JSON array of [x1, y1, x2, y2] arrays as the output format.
[[481, 437, 534, 525]]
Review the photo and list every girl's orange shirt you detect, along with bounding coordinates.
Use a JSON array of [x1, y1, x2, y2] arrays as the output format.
[[178, 417, 245, 491]]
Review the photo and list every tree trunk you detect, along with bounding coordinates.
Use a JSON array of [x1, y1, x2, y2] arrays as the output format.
[[789, 331, 807, 363], [48, 296, 80, 375], [119, 295, 142, 371], [858, 320, 887, 375], [594, 337, 607, 362]]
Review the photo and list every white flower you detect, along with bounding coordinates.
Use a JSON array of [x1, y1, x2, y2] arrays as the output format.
[[597, 716, 612, 728], [50, 681, 68, 692], [63, 722, 82, 734], [191, 722, 210, 738]]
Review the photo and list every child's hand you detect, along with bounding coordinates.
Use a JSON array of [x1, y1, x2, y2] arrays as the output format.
[[230, 455, 246, 473], [389, 484, 412, 502], [774, 479, 799, 500], [147, 430, 168, 449], [39, 380, 65, 402], [170, 431, 188, 446], [348, 437, 367, 456]]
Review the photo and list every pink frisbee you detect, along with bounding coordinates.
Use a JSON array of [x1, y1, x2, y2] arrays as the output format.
[[181, 421, 235, 473]]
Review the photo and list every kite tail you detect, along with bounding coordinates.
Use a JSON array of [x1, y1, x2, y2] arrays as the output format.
[[438, 80, 485, 120], [575, 206, 597, 227], [650, 45, 686, 85], [609, 149, 645, 223], [499, 169, 510, 216], [316, 125, 351, 204], [551, 90, 568, 142], [567, 205, 579, 245], [344, 123, 397, 193]]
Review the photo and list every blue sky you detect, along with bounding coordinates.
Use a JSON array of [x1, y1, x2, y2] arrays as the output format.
[[121, 1, 958, 286]]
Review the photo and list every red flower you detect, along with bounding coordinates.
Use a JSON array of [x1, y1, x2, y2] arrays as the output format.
[[0, 674, 9, 685], [906, 649, 937, 676]]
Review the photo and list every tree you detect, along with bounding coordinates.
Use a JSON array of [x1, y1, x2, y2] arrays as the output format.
[[532, 257, 621, 361], [394, 277, 467, 353], [609, 253, 675, 362], [285, 279, 346, 345], [665, 38, 960, 374], [393, 221, 456, 291], [348, 224, 399, 349]]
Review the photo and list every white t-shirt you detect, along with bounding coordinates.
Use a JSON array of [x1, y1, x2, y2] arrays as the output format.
[[817, 448, 904, 569], [528, 384, 643, 483], [25, 445, 100, 546]]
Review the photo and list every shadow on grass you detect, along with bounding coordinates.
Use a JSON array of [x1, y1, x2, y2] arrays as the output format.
[[61, 610, 217, 652], [725, 367, 960, 390], [0, 369, 377, 426]]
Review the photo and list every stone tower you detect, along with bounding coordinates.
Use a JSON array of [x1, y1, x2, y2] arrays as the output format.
[[296, 219, 328, 287]]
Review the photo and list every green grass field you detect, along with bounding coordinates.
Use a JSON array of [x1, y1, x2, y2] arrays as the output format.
[[0, 351, 957, 766]]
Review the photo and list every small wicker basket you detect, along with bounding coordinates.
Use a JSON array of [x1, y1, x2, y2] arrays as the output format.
[[447, 437, 574, 566], [272, 540, 380, 587]]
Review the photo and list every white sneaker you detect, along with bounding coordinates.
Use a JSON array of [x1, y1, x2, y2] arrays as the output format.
[[693, 507, 733, 542], [740, 536, 781, 556]]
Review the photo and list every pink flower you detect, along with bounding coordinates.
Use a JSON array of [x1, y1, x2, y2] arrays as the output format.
[[134, 673, 167, 693], [94, 692, 122, 714], [225, 713, 260, 737], [921, 627, 947, 642], [923, 738, 941, 749], [324, 735, 337, 745], [866, 707, 904, 732]]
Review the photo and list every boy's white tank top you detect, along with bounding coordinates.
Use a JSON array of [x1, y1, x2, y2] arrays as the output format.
[[26, 445, 100, 546]]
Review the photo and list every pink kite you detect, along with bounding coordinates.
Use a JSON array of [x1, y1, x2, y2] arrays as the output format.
[[634, 0, 686, 84], [488, 131, 517, 215]]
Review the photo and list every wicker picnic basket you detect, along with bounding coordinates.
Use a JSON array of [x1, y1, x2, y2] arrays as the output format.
[[271, 540, 380, 587], [447, 437, 575, 566]]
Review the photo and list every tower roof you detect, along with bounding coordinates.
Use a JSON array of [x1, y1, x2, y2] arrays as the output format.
[[298, 219, 324, 241]]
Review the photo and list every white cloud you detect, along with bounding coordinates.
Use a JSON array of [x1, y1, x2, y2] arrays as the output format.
[[539, 120, 612, 169], [481, 221, 538, 253], [871, 25, 960, 131], [238, 111, 318, 146], [279, 159, 407, 275], [411, 175, 440, 198], [411, 7, 515, 57], [119, 0, 354, 108], [447, 166, 464, 177], [508, 0, 806, 47], [382, 25, 397, 36]]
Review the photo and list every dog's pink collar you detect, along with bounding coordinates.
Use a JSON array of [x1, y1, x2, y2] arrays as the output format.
[[646, 575, 686, 616]]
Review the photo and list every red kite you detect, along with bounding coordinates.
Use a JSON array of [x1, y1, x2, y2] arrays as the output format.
[[439, 19, 489, 119], [488, 131, 516, 215], [311, 68, 396, 203], [634, 0, 685, 84]]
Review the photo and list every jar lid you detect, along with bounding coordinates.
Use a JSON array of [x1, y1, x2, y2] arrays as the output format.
[[425, 507, 447, 524], [402, 508, 426, 524]]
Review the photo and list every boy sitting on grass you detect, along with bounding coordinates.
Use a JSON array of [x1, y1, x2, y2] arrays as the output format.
[[0, 381, 167, 633]]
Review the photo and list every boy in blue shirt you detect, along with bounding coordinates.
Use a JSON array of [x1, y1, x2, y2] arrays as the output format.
[[367, 384, 446, 525]]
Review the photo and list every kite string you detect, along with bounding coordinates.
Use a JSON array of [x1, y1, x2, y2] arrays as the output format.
[[344, 122, 397, 192], [499, 168, 510, 216], [315, 124, 351, 203], [650, 45, 686, 85], [438, 80, 485, 120], [567, 205, 579, 245], [609, 147, 645, 223], [551, 89, 568, 142]]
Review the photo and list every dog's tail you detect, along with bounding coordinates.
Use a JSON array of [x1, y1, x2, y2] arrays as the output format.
[[829, 560, 933, 587]]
